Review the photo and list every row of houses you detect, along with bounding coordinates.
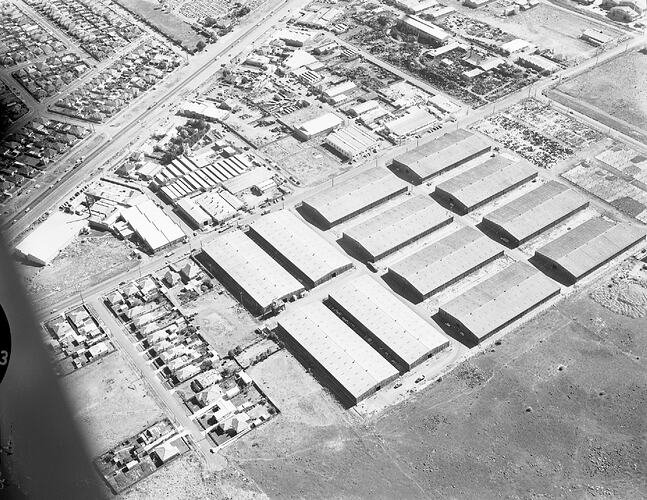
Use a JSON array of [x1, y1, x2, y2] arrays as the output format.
[[13, 53, 90, 101]]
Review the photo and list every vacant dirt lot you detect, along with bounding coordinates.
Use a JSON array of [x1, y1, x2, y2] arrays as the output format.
[[61, 351, 164, 457], [219, 266, 647, 498]]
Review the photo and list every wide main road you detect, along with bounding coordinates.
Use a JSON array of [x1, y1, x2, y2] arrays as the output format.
[[3, 0, 310, 243]]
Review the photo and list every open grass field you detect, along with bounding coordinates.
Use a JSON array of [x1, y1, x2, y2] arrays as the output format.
[[217, 259, 647, 499]]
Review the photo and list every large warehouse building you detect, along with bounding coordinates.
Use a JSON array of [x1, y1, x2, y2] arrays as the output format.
[[341, 196, 453, 262], [247, 210, 353, 288], [434, 156, 537, 214], [277, 302, 399, 406], [300, 167, 408, 229], [438, 261, 561, 344], [120, 199, 185, 253], [201, 231, 305, 316], [391, 129, 491, 184], [533, 218, 646, 284], [481, 180, 589, 247], [327, 275, 449, 372], [387, 226, 504, 302]]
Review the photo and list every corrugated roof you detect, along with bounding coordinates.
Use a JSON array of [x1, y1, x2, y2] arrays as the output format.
[[302, 167, 408, 227], [249, 210, 352, 285], [440, 261, 560, 341], [278, 302, 399, 401], [202, 231, 304, 310], [535, 218, 645, 280], [483, 181, 589, 244], [329, 275, 448, 368], [343, 195, 452, 260], [435, 156, 537, 211], [389, 226, 504, 298], [15, 211, 86, 265]]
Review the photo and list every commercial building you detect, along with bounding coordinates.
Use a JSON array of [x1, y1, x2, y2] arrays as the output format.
[[193, 191, 238, 224], [500, 38, 532, 55], [394, 0, 439, 14], [120, 199, 185, 253], [300, 167, 408, 229], [248, 210, 353, 288], [328, 275, 449, 372], [176, 196, 211, 228], [276, 302, 399, 406], [383, 106, 439, 143], [481, 180, 589, 247], [201, 231, 305, 316], [222, 166, 275, 194], [438, 261, 561, 344], [391, 129, 491, 184], [534, 218, 645, 284], [348, 100, 380, 117], [324, 124, 379, 160], [342, 196, 453, 261], [322, 80, 356, 102], [15, 211, 86, 266], [434, 156, 537, 214], [276, 29, 311, 47], [387, 226, 504, 301], [581, 29, 614, 46], [516, 54, 560, 74], [398, 15, 450, 45], [294, 112, 344, 140]]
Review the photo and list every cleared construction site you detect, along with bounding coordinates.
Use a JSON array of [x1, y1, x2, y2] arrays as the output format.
[[300, 167, 408, 229], [438, 261, 561, 345], [387, 226, 504, 302], [391, 129, 491, 185], [247, 210, 353, 288], [341, 196, 453, 262], [327, 275, 449, 372], [480, 180, 589, 247], [434, 156, 538, 214], [533, 218, 646, 284]]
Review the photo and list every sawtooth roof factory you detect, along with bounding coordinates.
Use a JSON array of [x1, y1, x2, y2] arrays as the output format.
[[277, 302, 399, 406], [300, 167, 408, 229], [391, 129, 491, 184], [341, 195, 453, 262], [387, 226, 504, 302], [327, 275, 449, 372], [247, 210, 353, 288], [434, 155, 538, 214], [438, 261, 561, 345], [481, 180, 589, 247], [533, 218, 645, 284], [200, 231, 305, 316]]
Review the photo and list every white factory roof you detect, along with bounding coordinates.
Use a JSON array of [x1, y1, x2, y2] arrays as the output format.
[[389, 226, 504, 298], [302, 167, 408, 227], [15, 211, 86, 266], [120, 198, 185, 252], [384, 106, 437, 138], [343, 195, 453, 260], [223, 166, 274, 194], [323, 80, 356, 99], [194, 191, 237, 223], [276, 29, 311, 45], [249, 210, 352, 286], [324, 124, 378, 157], [283, 49, 318, 69], [349, 100, 380, 116], [278, 302, 399, 402], [500, 38, 531, 54], [401, 15, 450, 42], [296, 112, 343, 138], [328, 275, 448, 368], [202, 231, 303, 311], [176, 196, 211, 226]]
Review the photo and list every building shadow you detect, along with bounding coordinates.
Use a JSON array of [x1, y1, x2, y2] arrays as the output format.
[[431, 312, 478, 349], [528, 254, 575, 287]]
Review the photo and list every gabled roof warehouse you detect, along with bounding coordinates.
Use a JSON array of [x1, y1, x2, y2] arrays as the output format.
[[277, 302, 399, 406], [300, 167, 408, 229], [387, 226, 504, 302], [434, 155, 538, 214], [342, 195, 453, 262], [201, 231, 305, 316], [328, 275, 449, 372], [438, 261, 561, 344], [534, 218, 646, 284], [481, 181, 589, 246], [391, 129, 491, 184], [248, 210, 353, 288]]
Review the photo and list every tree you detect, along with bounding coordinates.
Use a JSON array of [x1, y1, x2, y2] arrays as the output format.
[[196, 40, 206, 52]]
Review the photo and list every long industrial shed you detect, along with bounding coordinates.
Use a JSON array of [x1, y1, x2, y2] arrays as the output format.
[[391, 129, 491, 184], [534, 218, 646, 284], [387, 226, 504, 302], [247, 210, 353, 288], [434, 155, 538, 214], [327, 275, 449, 372], [276, 302, 399, 406], [480, 180, 589, 247], [438, 261, 561, 345], [201, 231, 304, 316], [300, 167, 408, 229], [341, 196, 453, 262]]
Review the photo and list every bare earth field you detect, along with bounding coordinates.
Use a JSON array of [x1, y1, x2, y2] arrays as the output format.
[[61, 351, 164, 457], [551, 51, 647, 144], [216, 264, 647, 499]]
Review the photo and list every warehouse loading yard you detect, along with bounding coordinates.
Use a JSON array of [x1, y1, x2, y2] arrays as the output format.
[[2, 0, 647, 497]]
